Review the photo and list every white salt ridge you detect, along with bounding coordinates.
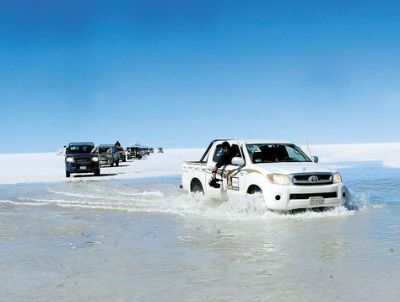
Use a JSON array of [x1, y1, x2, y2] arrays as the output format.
[[309, 143, 400, 168]]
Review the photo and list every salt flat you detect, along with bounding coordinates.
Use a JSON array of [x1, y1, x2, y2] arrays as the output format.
[[1, 144, 400, 302], [0, 143, 399, 185]]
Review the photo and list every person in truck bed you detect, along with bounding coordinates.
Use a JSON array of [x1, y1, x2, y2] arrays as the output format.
[[209, 141, 235, 188]]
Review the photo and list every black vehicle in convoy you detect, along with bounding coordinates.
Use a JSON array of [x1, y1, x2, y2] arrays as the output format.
[[65, 142, 100, 177], [126, 146, 143, 160], [97, 144, 120, 167]]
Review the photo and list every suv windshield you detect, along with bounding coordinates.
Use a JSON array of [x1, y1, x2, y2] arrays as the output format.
[[98, 147, 111, 153], [246, 144, 311, 163], [67, 144, 94, 154]]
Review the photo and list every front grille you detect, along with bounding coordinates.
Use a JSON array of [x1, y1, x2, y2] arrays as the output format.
[[290, 192, 337, 200], [75, 158, 91, 164], [292, 173, 333, 185]]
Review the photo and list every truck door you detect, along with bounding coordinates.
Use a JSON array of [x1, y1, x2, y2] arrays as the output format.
[[222, 144, 245, 198]]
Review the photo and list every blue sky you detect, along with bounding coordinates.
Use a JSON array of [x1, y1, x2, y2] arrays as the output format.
[[1, 0, 399, 153]]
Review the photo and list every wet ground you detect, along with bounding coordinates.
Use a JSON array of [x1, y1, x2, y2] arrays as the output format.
[[0, 162, 399, 301]]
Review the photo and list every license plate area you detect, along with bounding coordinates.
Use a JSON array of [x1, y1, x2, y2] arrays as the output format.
[[310, 196, 324, 206], [79, 166, 87, 170]]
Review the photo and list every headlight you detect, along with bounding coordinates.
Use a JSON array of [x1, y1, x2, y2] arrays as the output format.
[[66, 157, 75, 163], [92, 157, 99, 162], [333, 172, 342, 184], [267, 174, 291, 185]]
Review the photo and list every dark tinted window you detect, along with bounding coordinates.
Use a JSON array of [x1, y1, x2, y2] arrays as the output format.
[[99, 147, 111, 153], [247, 144, 311, 163], [67, 145, 94, 154], [212, 144, 241, 163], [213, 144, 225, 162]]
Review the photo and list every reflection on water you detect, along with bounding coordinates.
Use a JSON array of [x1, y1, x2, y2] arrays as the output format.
[[0, 163, 399, 301]]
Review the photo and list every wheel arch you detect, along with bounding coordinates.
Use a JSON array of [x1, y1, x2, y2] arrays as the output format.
[[190, 178, 204, 193], [247, 184, 262, 194]]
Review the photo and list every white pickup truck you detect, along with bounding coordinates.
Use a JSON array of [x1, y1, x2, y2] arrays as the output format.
[[182, 139, 346, 211]]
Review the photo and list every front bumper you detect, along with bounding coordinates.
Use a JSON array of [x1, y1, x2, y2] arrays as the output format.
[[65, 162, 99, 174], [262, 183, 346, 210]]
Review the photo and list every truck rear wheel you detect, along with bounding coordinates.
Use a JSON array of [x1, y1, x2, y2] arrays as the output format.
[[94, 169, 100, 176], [190, 179, 204, 194], [66, 171, 70, 178], [247, 185, 262, 194]]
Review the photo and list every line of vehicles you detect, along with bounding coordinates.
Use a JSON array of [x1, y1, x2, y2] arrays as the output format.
[[64, 138, 347, 212], [64, 141, 162, 178]]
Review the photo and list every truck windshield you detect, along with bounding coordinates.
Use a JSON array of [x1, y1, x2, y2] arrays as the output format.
[[68, 145, 94, 154], [246, 144, 311, 163]]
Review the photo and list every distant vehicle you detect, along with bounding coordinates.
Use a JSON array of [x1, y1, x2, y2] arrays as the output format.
[[141, 146, 151, 156], [158, 147, 164, 153], [97, 144, 119, 167], [126, 146, 143, 160], [65, 142, 100, 178], [182, 139, 346, 211], [149, 147, 154, 154], [115, 145, 126, 162]]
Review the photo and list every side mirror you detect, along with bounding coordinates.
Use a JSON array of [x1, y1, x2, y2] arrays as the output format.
[[231, 157, 245, 166], [312, 156, 319, 163]]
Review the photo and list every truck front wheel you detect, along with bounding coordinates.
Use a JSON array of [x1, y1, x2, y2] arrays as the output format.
[[190, 179, 204, 194]]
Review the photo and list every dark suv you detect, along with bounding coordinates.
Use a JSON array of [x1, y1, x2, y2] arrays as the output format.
[[65, 142, 100, 177], [97, 144, 119, 167]]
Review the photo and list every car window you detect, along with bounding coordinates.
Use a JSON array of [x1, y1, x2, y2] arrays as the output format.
[[212, 143, 242, 163], [68, 145, 94, 154], [212, 144, 224, 162], [230, 144, 242, 158], [246, 144, 311, 163], [99, 147, 110, 153]]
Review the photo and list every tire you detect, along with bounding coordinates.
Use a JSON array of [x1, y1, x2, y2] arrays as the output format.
[[247, 185, 262, 194], [123, 158, 126, 162], [66, 171, 70, 178], [94, 169, 100, 176], [110, 162, 114, 167], [116, 160, 119, 167], [190, 179, 204, 194]]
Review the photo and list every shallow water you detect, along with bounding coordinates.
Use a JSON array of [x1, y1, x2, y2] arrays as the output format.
[[0, 162, 399, 301]]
